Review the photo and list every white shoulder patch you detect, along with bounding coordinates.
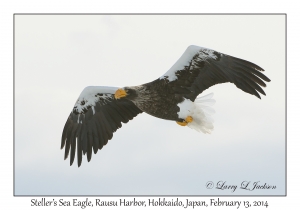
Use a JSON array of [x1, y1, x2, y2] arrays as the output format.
[[160, 45, 219, 82], [74, 86, 119, 113]]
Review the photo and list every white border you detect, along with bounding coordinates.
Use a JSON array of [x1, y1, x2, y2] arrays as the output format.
[[1, 0, 295, 209]]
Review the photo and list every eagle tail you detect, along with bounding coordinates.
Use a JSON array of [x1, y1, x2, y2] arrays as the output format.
[[188, 93, 215, 133]]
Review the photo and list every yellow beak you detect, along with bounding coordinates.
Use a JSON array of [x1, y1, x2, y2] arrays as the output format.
[[114, 88, 127, 99]]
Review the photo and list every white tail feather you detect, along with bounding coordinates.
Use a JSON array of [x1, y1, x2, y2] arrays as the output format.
[[188, 93, 216, 133]]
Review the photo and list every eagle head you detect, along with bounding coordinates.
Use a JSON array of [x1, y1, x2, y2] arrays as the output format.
[[114, 87, 138, 100]]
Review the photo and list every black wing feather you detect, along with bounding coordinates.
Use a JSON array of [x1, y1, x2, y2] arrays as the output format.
[[96, 113, 109, 146], [166, 47, 271, 101], [76, 125, 83, 167], [86, 129, 93, 162], [81, 123, 88, 155], [61, 93, 142, 167], [91, 122, 99, 154]]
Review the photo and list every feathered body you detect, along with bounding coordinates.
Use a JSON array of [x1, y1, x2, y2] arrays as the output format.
[[127, 82, 182, 121], [61, 45, 271, 167]]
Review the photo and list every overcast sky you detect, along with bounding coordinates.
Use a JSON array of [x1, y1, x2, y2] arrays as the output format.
[[15, 15, 285, 196]]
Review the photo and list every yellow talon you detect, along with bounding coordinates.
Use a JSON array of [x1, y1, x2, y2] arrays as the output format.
[[176, 121, 188, 126], [186, 116, 193, 123], [176, 116, 193, 126]]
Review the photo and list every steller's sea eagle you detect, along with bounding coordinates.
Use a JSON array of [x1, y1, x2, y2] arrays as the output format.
[[61, 45, 271, 167]]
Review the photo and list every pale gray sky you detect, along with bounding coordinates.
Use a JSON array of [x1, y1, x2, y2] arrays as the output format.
[[15, 15, 285, 195]]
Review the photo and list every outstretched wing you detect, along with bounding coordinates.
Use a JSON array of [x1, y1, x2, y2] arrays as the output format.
[[61, 86, 143, 167], [160, 45, 271, 101]]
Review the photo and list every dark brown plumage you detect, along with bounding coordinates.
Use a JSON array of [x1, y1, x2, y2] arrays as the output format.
[[61, 97, 142, 166]]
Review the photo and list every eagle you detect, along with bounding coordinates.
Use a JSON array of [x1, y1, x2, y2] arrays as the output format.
[[61, 45, 270, 167]]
